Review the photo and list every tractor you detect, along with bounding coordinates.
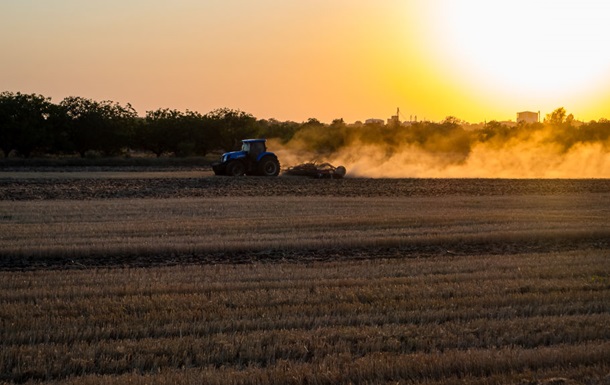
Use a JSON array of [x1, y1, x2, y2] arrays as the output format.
[[212, 139, 281, 176]]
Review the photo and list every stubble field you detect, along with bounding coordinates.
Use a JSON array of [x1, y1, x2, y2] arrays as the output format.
[[1, 172, 609, 384]]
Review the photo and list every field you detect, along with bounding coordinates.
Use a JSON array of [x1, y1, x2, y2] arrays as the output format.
[[1, 172, 609, 384]]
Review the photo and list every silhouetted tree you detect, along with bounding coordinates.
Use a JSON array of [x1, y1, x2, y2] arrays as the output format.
[[544, 107, 580, 152], [331, 118, 345, 127], [0, 92, 53, 157], [256, 118, 300, 142], [60, 97, 137, 157], [290, 118, 347, 154], [45, 102, 74, 155], [305, 118, 323, 126], [579, 119, 610, 145], [358, 119, 386, 146], [205, 108, 257, 151], [327, 118, 348, 149], [442, 116, 463, 127], [477, 120, 512, 144], [545, 107, 568, 126], [182, 110, 212, 156], [139, 108, 183, 157], [404, 120, 471, 158]]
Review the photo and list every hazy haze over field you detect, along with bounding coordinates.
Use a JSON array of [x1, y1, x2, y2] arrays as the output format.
[[331, 140, 610, 179], [273, 124, 610, 178]]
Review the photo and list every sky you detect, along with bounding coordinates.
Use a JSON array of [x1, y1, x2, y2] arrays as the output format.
[[2, 0, 610, 124]]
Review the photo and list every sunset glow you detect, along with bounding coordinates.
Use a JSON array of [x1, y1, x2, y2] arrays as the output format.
[[421, 0, 610, 121], [1, 0, 609, 123]]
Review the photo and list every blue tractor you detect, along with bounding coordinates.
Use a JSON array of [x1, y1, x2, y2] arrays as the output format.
[[212, 139, 281, 176]]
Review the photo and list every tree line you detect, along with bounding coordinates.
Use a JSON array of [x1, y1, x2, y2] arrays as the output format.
[[0, 91, 299, 158], [1, 91, 610, 158]]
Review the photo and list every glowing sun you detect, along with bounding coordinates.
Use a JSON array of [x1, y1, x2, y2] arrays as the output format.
[[426, 0, 610, 103]]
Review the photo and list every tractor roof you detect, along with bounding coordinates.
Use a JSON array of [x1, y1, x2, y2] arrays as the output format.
[[242, 138, 266, 143]]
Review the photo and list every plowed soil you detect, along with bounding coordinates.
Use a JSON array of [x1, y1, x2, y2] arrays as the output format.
[[1, 172, 609, 271], [2, 173, 610, 200]]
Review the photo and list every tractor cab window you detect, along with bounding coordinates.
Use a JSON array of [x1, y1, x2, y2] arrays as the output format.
[[244, 141, 265, 160], [250, 142, 265, 156]]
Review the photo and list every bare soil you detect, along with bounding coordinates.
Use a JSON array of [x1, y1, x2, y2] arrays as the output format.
[[1, 173, 609, 271], [2, 173, 610, 200]]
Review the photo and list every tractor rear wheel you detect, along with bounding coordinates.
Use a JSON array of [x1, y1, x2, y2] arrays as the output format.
[[226, 160, 246, 176], [258, 156, 280, 176]]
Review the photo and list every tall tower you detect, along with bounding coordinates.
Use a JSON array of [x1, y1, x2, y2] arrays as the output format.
[[388, 107, 401, 125]]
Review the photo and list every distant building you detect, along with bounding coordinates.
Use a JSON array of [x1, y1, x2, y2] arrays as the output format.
[[387, 107, 401, 125], [517, 111, 540, 124], [365, 118, 384, 125], [387, 114, 400, 125]]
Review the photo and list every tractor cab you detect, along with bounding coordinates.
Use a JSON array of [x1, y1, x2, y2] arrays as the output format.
[[241, 139, 266, 160]]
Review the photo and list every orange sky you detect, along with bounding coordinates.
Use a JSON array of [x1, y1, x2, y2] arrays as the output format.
[[2, 0, 609, 123]]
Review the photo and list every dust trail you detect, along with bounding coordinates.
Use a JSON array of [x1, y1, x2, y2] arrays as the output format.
[[328, 141, 610, 178], [269, 119, 610, 178]]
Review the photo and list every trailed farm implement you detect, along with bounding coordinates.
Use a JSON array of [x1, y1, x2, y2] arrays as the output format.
[[284, 162, 346, 179]]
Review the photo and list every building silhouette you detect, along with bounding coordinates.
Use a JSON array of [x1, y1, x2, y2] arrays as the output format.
[[517, 111, 540, 124]]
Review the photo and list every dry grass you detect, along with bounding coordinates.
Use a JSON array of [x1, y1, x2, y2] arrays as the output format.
[[1, 194, 609, 258], [1, 181, 609, 383], [1, 251, 609, 384]]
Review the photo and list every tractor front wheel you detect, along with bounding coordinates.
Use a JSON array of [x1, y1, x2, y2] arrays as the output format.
[[226, 160, 246, 176], [258, 156, 280, 176]]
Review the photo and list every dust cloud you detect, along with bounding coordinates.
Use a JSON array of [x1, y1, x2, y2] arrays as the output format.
[[269, 120, 610, 178], [329, 140, 610, 178]]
